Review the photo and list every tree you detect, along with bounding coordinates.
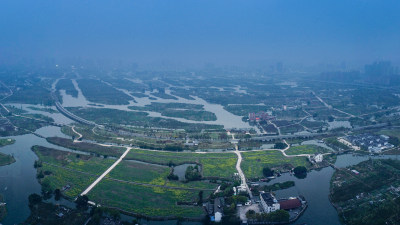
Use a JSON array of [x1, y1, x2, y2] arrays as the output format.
[[198, 191, 204, 205], [293, 166, 307, 179], [28, 193, 42, 206], [185, 165, 202, 181], [54, 189, 61, 201], [274, 142, 287, 149], [76, 195, 89, 209], [266, 210, 290, 222], [263, 167, 274, 177], [389, 136, 400, 146]]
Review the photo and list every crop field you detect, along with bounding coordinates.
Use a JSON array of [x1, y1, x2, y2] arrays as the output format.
[[165, 180, 218, 190], [108, 160, 171, 185], [34, 146, 117, 198], [241, 150, 310, 178], [40, 163, 96, 198], [33, 146, 116, 175], [125, 149, 237, 179], [285, 145, 331, 155], [88, 179, 206, 218]]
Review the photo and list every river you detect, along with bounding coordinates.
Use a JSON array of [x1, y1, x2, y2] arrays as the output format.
[[58, 80, 254, 131]]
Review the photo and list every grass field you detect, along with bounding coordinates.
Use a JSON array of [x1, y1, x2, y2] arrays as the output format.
[[33, 145, 116, 198], [108, 160, 171, 185], [0, 138, 15, 147], [241, 150, 310, 178], [88, 179, 206, 218], [125, 149, 237, 179], [40, 163, 96, 198], [285, 145, 330, 155], [33, 145, 116, 175]]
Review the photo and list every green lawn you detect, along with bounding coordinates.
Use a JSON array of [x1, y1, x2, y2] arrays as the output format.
[[125, 149, 237, 179], [241, 150, 311, 178]]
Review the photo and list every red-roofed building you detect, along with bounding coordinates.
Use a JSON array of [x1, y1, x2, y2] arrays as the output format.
[[279, 198, 302, 210]]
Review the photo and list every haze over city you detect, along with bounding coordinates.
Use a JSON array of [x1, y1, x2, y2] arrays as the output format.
[[1, 1, 400, 225], [1, 0, 400, 69]]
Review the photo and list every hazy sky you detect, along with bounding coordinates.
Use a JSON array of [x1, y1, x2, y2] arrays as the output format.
[[1, 0, 400, 67]]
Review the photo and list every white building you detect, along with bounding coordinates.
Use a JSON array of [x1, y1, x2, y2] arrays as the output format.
[[315, 154, 323, 163], [214, 212, 222, 222], [260, 192, 280, 213]]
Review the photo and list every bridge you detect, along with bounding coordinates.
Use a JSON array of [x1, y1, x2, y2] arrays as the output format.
[[55, 101, 96, 126]]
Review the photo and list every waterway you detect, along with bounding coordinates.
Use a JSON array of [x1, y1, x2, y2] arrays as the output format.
[[58, 80, 254, 130], [173, 163, 198, 181], [265, 154, 400, 225], [0, 127, 88, 225]]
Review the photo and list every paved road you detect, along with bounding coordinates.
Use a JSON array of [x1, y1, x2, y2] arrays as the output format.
[[229, 132, 253, 199], [71, 125, 83, 142], [81, 147, 132, 196], [55, 101, 96, 126]]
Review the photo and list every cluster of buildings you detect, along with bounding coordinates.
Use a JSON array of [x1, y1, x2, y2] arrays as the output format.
[[344, 133, 394, 153], [248, 111, 275, 122], [260, 192, 305, 213]]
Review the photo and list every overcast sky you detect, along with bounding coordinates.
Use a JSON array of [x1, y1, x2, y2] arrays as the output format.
[[1, 0, 399, 68]]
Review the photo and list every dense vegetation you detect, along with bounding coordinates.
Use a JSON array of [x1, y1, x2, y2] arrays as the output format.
[[46, 137, 125, 158], [241, 151, 310, 178], [67, 107, 223, 132], [330, 159, 400, 225], [56, 79, 78, 98], [76, 79, 132, 105]]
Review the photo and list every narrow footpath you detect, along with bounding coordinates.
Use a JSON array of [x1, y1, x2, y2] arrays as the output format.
[[80, 147, 132, 196]]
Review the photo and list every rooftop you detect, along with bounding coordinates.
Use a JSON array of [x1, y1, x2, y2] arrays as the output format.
[[279, 198, 302, 210]]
